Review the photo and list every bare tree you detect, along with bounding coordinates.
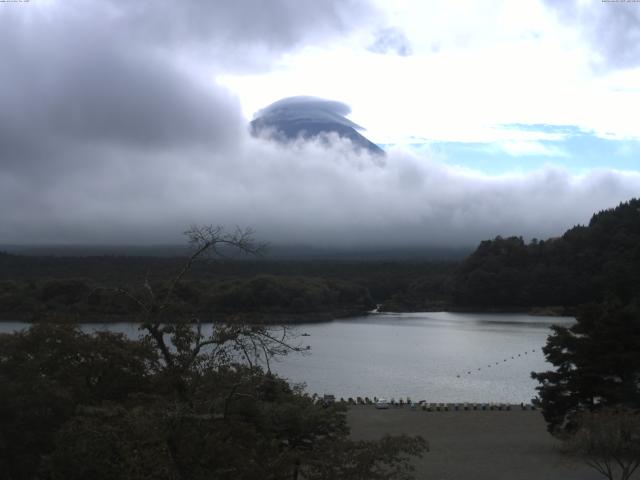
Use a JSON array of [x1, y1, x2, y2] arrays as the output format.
[[114, 225, 304, 391], [564, 407, 640, 480]]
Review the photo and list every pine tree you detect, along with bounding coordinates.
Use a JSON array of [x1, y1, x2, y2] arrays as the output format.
[[532, 302, 640, 434]]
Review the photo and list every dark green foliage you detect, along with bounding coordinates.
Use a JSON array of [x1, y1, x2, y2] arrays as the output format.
[[46, 373, 341, 480], [48, 406, 172, 480], [0, 324, 158, 479], [0, 324, 426, 480], [0, 275, 376, 321], [532, 302, 640, 434], [454, 198, 640, 308], [39, 279, 91, 305], [0, 251, 457, 320], [46, 372, 426, 480], [206, 275, 375, 314]]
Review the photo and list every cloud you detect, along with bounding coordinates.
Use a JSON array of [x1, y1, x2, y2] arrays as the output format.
[[112, 0, 379, 71], [220, 0, 640, 147], [2, 131, 639, 247], [0, 0, 376, 174], [543, 0, 640, 70], [124, 0, 371, 46], [368, 27, 412, 56], [495, 140, 569, 157], [1, 1, 638, 248]]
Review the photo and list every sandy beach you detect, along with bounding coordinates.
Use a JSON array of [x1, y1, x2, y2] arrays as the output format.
[[347, 405, 602, 480]]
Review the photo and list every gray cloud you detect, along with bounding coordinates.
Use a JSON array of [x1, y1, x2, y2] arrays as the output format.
[[116, 0, 377, 65], [1, 1, 638, 248], [544, 0, 640, 69], [0, 0, 374, 173], [368, 27, 412, 56], [1, 132, 639, 246]]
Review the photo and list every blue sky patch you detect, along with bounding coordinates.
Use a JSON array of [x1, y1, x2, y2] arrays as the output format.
[[397, 125, 640, 175]]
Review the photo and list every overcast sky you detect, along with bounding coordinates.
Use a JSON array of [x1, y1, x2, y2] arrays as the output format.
[[1, 0, 639, 247]]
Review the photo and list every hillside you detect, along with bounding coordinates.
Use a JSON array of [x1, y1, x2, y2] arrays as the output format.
[[452, 198, 640, 309]]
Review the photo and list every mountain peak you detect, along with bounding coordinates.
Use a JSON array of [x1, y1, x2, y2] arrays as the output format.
[[250, 96, 384, 155]]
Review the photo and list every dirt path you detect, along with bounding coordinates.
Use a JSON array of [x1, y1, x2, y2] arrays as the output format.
[[347, 406, 603, 480]]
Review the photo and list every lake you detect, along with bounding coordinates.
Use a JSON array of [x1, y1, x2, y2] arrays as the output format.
[[0, 312, 574, 403]]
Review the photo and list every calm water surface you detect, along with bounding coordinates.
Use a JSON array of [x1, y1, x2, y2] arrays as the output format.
[[0, 312, 574, 403]]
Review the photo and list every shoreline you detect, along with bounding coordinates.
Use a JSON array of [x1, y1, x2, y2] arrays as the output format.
[[378, 305, 574, 317], [330, 400, 538, 411], [0, 306, 575, 324]]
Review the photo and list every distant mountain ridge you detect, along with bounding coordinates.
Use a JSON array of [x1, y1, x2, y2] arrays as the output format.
[[250, 96, 384, 155]]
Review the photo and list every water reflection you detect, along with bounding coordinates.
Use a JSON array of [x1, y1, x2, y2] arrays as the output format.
[[274, 312, 574, 403], [0, 312, 574, 403]]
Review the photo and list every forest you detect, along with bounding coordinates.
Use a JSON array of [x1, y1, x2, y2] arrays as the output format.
[[0, 254, 454, 322], [453, 198, 640, 309], [1, 198, 639, 322]]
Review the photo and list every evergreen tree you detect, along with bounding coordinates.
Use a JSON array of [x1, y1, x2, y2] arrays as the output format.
[[532, 302, 640, 434]]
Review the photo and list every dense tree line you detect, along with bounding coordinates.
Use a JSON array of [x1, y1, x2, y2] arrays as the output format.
[[0, 252, 455, 320], [0, 275, 376, 322], [453, 199, 640, 309], [2, 198, 639, 321]]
